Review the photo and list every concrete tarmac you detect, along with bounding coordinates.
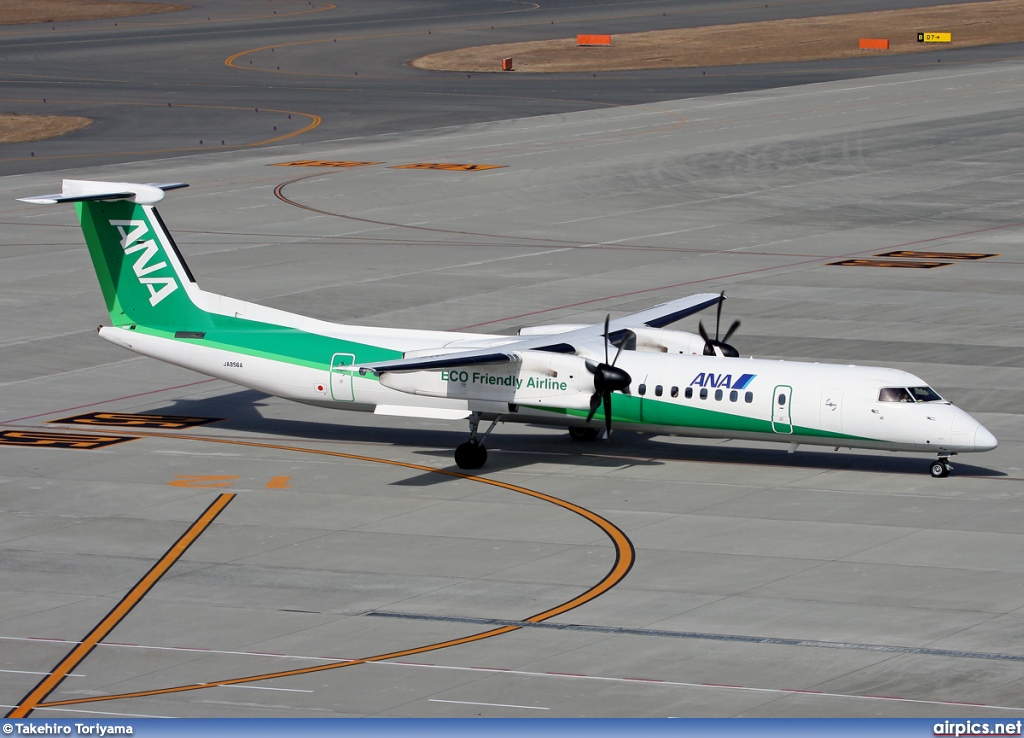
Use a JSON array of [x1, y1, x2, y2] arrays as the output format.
[[3, 0, 1024, 174], [1, 0, 1023, 720]]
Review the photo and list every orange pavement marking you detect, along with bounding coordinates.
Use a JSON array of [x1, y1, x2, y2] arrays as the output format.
[[30, 435, 634, 709], [7, 493, 235, 718]]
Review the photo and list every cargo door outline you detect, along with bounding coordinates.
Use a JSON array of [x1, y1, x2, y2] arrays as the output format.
[[330, 353, 356, 402], [772, 385, 793, 434], [820, 387, 843, 434]]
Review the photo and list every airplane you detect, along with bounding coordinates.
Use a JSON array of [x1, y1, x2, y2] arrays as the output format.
[[19, 179, 998, 478]]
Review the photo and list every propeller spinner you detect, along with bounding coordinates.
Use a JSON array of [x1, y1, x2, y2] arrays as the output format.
[[698, 291, 741, 358], [585, 315, 632, 436]]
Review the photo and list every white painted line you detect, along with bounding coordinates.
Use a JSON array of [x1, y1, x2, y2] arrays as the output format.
[[387, 662, 1024, 713], [1, 636, 356, 664], [10, 636, 1024, 712], [1, 704, 172, 719], [430, 699, 548, 711], [0, 669, 83, 677], [0, 356, 143, 388], [205, 683, 314, 693]]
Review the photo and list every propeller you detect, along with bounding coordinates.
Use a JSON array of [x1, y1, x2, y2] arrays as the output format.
[[585, 315, 632, 436], [698, 291, 741, 358]]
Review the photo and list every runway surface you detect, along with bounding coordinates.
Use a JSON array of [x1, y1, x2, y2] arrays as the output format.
[[1, 0, 1024, 719], [4, 0, 1024, 175]]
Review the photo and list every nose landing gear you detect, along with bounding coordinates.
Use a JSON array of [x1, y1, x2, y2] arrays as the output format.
[[930, 455, 952, 478]]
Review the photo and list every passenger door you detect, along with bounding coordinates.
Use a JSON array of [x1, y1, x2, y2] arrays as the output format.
[[330, 352, 356, 402], [772, 385, 793, 434]]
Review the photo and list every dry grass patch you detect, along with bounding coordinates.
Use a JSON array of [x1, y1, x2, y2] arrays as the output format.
[[412, 0, 1024, 72], [0, 114, 93, 143], [0, 0, 187, 26], [0, 3, 185, 142]]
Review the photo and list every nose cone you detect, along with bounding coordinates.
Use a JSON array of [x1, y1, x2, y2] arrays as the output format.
[[974, 423, 998, 452], [950, 410, 998, 453]]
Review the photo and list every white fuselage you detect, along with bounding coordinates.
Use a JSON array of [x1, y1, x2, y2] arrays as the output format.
[[99, 321, 997, 457]]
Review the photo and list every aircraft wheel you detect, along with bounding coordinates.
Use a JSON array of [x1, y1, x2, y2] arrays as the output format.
[[568, 426, 602, 442], [930, 460, 951, 478], [455, 441, 487, 470]]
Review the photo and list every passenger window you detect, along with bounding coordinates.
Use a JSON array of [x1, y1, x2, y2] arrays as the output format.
[[744, 391, 753, 403], [655, 385, 663, 397], [638, 383, 647, 396], [730, 390, 738, 402], [778, 393, 787, 406], [671, 386, 678, 398], [699, 388, 708, 400], [715, 389, 723, 401], [685, 387, 693, 399]]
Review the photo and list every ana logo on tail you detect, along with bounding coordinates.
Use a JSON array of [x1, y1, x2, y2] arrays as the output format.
[[111, 219, 178, 306]]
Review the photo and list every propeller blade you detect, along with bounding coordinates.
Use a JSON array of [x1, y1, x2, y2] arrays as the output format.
[[611, 338, 624, 367], [603, 314, 610, 366], [698, 294, 740, 357], [699, 320, 716, 356], [584, 351, 631, 433], [714, 291, 725, 341], [722, 319, 741, 344]]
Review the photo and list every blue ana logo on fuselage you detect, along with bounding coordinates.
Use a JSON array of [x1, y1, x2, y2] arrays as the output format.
[[689, 372, 756, 389]]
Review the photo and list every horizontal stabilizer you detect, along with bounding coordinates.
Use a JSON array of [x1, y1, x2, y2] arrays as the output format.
[[18, 180, 188, 205]]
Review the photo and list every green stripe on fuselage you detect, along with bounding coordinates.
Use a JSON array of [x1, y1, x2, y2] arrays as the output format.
[[135, 317, 402, 369], [530, 394, 874, 442]]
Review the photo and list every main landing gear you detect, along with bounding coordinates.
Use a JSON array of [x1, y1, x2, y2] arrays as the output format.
[[930, 455, 953, 478], [454, 412, 502, 470]]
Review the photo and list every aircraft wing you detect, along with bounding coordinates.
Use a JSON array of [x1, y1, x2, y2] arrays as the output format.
[[359, 293, 722, 375], [612, 292, 723, 329], [359, 349, 526, 375]]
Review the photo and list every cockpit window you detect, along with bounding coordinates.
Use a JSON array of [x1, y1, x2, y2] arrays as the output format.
[[909, 386, 943, 402], [878, 386, 944, 403], [878, 387, 914, 403]]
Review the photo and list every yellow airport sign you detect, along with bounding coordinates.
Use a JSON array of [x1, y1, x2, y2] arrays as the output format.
[[0, 430, 138, 449], [878, 250, 997, 261], [829, 259, 951, 269], [50, 412, 224, 429], [917, 32, 952, 43]]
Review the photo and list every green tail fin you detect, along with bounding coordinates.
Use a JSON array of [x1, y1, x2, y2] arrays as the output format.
[[76, 198, 208, 329], [19, 180, 207, 330]]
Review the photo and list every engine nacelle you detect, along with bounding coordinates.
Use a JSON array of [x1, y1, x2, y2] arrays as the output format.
[[379, 351, 595, 410], [627, 327, 707, 355], [517, 324, 590, 336]]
